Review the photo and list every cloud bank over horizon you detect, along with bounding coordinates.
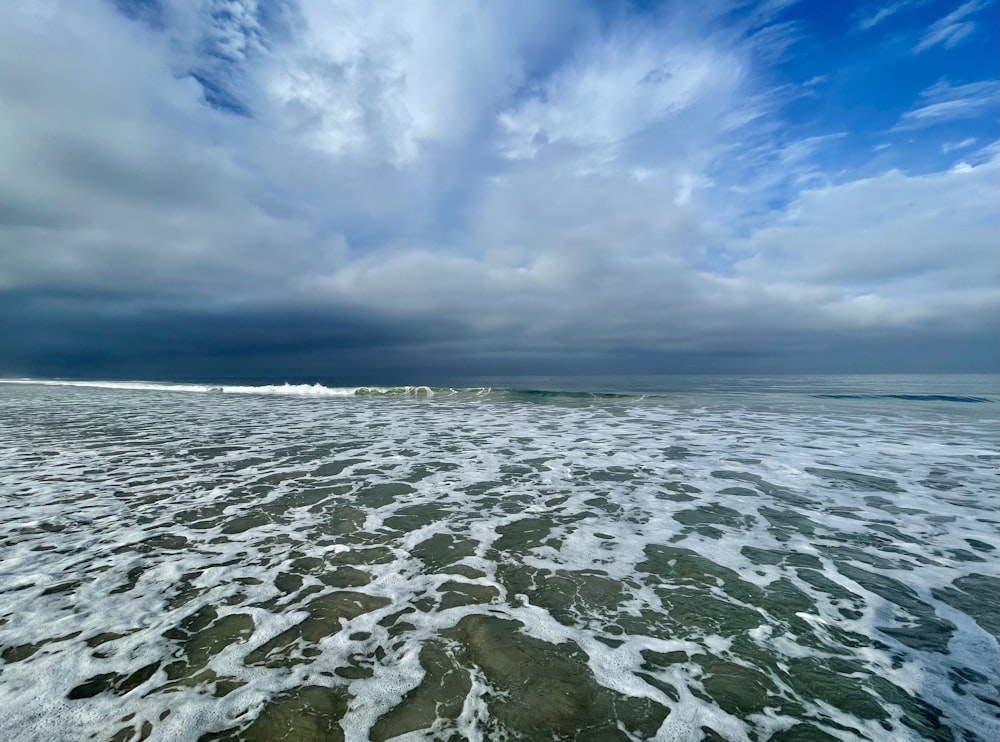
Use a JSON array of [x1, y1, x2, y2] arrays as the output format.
[[1, 0, 997, 380]]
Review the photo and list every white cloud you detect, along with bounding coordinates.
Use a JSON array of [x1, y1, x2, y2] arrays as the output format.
[[856, 0, 932, 31], [915, 0, 990, 52], [498, 36, 741, 161], [732, 155, 999, 330], [942, 137, 977, 153], [255, 0, 573, 165], [895, 79, 998, 129], [0, 0, 345, 299]]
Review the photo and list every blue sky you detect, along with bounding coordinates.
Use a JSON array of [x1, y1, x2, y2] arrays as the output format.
[[0, 0, 997, 379]]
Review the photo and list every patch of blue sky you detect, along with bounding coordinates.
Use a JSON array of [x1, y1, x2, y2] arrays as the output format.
[[112, 0, 276, 117], [768, 1, 996, 172], [112, 0, 165, 30], [187, 71, 251, 117]]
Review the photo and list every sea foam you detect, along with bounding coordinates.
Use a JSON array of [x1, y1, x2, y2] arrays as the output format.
[[0, 378, 996, 741]]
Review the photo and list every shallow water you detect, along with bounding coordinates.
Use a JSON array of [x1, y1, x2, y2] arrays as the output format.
[[0, 376, 997, 741]]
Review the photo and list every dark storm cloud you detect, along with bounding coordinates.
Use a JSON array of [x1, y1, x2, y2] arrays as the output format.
[[0, 290, 471, 380], [3, 286, 995, 381]]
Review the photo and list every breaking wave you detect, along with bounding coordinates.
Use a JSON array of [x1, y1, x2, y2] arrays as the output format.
[[0, 378, 640, 400]]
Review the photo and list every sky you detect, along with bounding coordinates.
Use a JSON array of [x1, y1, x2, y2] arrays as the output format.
[[0, 0, 997, 381]]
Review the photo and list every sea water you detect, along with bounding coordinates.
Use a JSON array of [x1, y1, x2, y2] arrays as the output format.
[[0, 375, 996, 741]]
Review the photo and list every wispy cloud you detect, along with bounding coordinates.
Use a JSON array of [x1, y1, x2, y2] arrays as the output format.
[[942, 137, 977, 153], [915, 0, 990, 52], [856, 0, 931, 32], [749, 19, 806, 62], [498, 34, 740, 161], [894, 79, 998, 128]]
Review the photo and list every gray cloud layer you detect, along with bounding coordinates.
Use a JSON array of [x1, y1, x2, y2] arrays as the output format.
[[0, 0, 997, 380]]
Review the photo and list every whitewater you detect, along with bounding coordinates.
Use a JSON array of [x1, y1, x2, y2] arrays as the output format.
[[0, 375, 997, 741]]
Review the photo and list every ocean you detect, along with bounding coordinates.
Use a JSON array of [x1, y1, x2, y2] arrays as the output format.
[[0, 375, 997, 741]]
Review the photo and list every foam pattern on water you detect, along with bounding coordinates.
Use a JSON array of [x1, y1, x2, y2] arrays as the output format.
[[0, 382, 997, 741]]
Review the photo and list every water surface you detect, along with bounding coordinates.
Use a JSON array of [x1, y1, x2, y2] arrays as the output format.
[[0, 375, 997, 741]]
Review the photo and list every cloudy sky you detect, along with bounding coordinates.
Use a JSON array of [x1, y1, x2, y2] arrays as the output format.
[[0, 0, 997, 381]]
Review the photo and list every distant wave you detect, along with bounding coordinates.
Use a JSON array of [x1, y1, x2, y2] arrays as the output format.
[[0, 379, 468, 397], [814, 393, 992, 403], [0, 378, 641, 401]]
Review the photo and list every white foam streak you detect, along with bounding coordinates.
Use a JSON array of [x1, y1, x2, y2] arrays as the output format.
[[0, 378, 439, 398]]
